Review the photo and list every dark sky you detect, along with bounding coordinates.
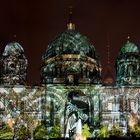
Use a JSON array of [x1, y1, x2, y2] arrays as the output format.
[[0, 0, 140, 85]]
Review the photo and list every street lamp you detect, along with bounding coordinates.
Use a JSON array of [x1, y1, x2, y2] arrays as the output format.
[[138, 96, 140, 112], [98, 93, 102, 127], [125, 93, 130, 135]]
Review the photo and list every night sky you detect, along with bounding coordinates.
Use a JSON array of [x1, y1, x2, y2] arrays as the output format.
[[0, 0, 140, 85]]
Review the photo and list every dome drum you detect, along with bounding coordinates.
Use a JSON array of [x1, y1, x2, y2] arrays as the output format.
[[41, 54, 101, 85]]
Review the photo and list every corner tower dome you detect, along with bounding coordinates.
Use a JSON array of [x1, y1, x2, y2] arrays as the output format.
[[116, 38, 140, 86], [3, 42, 24, 56], [119, 39, 139, 55], [0, 42, 28, 86], [41, 16, 101, 85]]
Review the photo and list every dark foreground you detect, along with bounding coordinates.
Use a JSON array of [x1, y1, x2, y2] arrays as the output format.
[[48, 137, 140, 140]]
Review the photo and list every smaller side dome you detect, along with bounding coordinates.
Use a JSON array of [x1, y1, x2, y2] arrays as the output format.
[[119, 40, 139, 55], [3, 42, 24, 56], [0, 42, 28, 86], [116, 39, 140, 86]]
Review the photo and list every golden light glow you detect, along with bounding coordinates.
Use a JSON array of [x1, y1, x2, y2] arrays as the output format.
[[7, 118, 14, 130], [75, 134, 86, 140], [67, 22, 75, 30], [129, 113, 138, 128], [33, 120, 38, 128]]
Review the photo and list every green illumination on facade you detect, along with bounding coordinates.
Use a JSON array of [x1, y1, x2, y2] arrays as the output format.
[[119, 40, 139, 55], [41, 30, 101, 85], [0, 42, 28, 85], [43, 30, 96, 60], [116, 40, 140, 86], [0, 29, 140, 139]]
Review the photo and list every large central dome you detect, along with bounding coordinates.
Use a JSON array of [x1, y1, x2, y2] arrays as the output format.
[[41, 28, 101, 85], [43, 30, 96, 60]]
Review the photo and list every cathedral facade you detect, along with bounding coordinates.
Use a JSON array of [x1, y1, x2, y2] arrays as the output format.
[[0, 21, 140, 137]]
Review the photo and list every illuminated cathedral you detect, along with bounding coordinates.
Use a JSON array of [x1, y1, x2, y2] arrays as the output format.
[[0, 14, 140, 138]]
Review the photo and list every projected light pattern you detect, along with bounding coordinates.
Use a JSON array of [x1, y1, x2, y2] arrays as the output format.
[[1, 85, 139, 136], [0, 42, 28, 85], [0, 85, 103, 135], [0, 23, 140, 138], [41, 30, 101, 85], [43, 30, 96, 59], [0, 87, 40, 131], [116, 40, 140, 86]]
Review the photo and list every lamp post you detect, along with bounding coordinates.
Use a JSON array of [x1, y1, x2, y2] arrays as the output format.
[[126, 93, 131, 135], [98, 93, 102, 127], [125, 93, 130, 135], [138, 96, 140, 126], [13, 117, 18, 140], [119, 88, 124, 129], [41, 91, 46, 127], [88, 86, 94, 129], [114, 95, 117, 112], [138, 95, 140, 112]]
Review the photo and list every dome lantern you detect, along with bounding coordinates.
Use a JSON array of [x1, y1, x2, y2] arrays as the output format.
[[67, 6, 75, 30]]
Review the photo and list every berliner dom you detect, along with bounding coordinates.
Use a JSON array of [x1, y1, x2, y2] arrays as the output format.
[[0, 17, 140, 139]]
